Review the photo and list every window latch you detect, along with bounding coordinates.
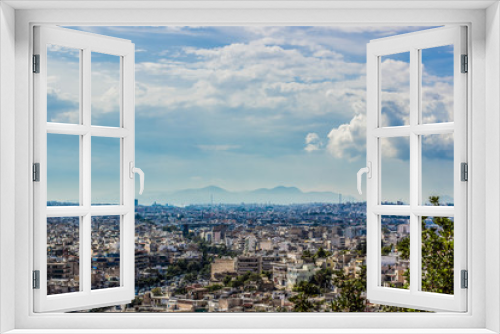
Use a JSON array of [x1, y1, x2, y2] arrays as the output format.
[[357, 162, 372, 195], [129, 161, 145, 195]]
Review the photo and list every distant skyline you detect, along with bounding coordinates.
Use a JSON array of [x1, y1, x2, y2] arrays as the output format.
[[46, 26, 454, 205]]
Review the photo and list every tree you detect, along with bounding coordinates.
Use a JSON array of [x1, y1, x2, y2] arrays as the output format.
[[223, 275, 232, 286], [301, 249, 313, 261], [290, 279, 323, 312], [293, 281, 320, 296], [381, 244, 392, 256], [262, 270, 273, 280], [378, 196, 452, 312], [397, 196, 454, 294], [330, 266, 366, 312], [314, 247, 331, 259], [151, 287, 163, 296], [289, 293, 315, 312], [311, 268, 333, 292], [184, 273, 197, 283], [207, 284, 223, 292]]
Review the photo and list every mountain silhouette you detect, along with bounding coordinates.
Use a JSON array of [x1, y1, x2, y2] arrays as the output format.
[[160, 185, 355, 206]]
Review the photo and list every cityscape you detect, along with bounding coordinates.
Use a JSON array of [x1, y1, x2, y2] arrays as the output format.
[[45, 26, 455, 313], [46, 197, 434, 313]]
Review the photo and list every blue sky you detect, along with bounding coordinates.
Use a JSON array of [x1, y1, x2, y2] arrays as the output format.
[[46, 26, 454, 205]]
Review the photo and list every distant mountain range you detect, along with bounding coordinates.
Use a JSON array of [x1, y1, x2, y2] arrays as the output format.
[[156, 185, 357, 206]]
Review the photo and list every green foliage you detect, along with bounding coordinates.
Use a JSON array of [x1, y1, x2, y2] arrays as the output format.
[[330, 266, 366, 312], [151, 287, 162, 296], [293, 281, 320, 296], [130, 296, 142, 306], [378, 303, 427, 312], [223, 271, 263, 288], [381, 244, 392, 256], [397, 237, 410, 260], [184, 273, 197, 283], [262, 270, 273, 280], [206, 284, 223, 292], [314, 247, 331, 259], [162, 225, 179, 232], [301, 249, 313, 262], [223, 275, 233, 286], [311, 268, 333, 292], [397, 196, 454, 295], [289, 293, 315, 312], [290, 280, 323, 312], [174, 286, 187, 295], [136, 275, 162, 289]]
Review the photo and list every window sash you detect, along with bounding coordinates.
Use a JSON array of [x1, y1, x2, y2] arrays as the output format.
[[33, 25, 136, 313], [366, 26, 468, 312]]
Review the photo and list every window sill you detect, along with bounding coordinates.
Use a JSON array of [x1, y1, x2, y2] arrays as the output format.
[[4, 330, 498, 334]]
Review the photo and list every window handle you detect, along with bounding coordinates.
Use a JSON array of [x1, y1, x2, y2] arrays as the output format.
[[129, 162, 145, 195], [357, 162, 372, 195]]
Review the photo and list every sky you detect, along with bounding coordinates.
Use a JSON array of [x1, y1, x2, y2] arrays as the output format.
[[46, 26, 455, 205]]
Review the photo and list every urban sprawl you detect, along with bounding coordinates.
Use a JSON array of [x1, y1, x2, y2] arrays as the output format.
[[47, 202, 415, 312]]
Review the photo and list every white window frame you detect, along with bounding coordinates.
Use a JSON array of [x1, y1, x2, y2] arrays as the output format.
[[0, 1, 499, 333], [33, 25, 136, 312], [365, 26, 468, 312]]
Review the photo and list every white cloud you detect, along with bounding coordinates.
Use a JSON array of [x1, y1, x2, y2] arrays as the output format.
[[304, 132, 322, 152], [379, 57, 410, 126], [49, 110, 79, 124], [133, 39, 365, 124], [91, 61, 121, 115], [46, 51, 122, 122], [326, 114, 366, 161]]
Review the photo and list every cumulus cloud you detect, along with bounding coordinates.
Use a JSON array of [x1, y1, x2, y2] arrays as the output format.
[[326, 112, 453, 162], [304, 133, 322, 152], [46, 49, 122, 123], [134, 38, 365, 119], [325, 113, 409, 161], [91, 59, 121, 116], [327, 114, 366, 161], [380, 57, 410, 127]]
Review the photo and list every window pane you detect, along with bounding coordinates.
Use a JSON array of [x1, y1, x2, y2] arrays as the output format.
[[421, 133, 454, 205], [380, 52, 410, 127], [47, 133, 80, 206], [421, 215, 454, 295], [91, 137, 121, 205], [47, 217, 80, 295], [91, 215, 121, 290], [381, 215, 410, 289], [91, 52, 121, 127], [380, 137, 410, 205], [47, 44, 80, 124], [421, 45, 454, 124]]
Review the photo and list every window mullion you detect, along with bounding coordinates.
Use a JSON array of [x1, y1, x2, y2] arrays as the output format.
[[409, 47, 421, 295], [82, 47, 92, 293]]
